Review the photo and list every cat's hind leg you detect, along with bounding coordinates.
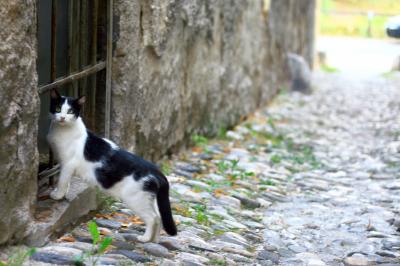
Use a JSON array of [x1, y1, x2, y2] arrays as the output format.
[[152, 200, 162, 243], [123, 191, 161, 243]]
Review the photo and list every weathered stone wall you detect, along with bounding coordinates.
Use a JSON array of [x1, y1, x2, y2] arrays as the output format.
[[0, 0, 315, 245], [0, 1, 39, 245], [269, 0, 316, 68], [111, 0, 316, 160]]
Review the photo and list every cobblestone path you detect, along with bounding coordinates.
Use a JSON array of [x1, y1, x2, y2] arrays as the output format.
[[23, 73, 400, 265], [262, 73, 400, 266]]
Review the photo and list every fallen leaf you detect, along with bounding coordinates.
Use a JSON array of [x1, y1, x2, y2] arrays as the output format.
[[95, 214, 113, 220], [112, 212, 129, 218], [58, 235, 76, 242], [38, 195, 50, 201], [192, 147, 203, 153], [99, 228, 112, 236], [214, 188, 227, 197], [231, 184, 240, 189], [130, 216, 144, 225]]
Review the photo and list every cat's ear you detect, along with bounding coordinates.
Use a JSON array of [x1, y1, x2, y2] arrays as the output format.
[[50, 89, 61, 99], [77, 96, 86, 106]]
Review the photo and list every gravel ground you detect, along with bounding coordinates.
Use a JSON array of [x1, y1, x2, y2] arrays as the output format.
[[16, 72, 400, 265]]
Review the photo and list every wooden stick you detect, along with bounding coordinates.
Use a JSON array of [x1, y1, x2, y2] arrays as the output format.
[[38, 61, 106, 94]]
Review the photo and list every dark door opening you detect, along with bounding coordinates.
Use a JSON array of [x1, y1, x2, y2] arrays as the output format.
[[36, 0, 113, 200]]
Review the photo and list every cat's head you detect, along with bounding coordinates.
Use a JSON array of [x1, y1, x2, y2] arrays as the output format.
[[50, 89, 86, 126]]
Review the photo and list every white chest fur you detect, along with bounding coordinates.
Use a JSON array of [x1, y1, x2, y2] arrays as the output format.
[[47, 118, 86, 163], [47, 117, 99, 185]]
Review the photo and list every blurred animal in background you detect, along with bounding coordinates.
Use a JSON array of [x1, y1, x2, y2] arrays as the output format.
[[286, 53, 312, 94]]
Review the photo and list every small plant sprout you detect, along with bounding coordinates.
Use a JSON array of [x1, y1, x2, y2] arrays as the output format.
[[191, 134, 208, 147], [0, 248, 36, 266], [74, 221, 113, 266]]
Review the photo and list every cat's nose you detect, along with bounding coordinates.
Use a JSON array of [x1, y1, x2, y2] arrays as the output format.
[[60, 116, 66, 122]]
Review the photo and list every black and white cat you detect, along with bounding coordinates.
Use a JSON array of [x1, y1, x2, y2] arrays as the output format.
[[47, 89, 177, 242]]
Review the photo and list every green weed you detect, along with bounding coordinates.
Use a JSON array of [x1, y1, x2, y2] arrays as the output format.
[[191, 134, 208, 146], [217, 126, 228, 139], [260, 179, 276, 186], [210, 259, 227, 266], [278, 86, 289, 95], [161, 162, 171, 176], [73, 221, 113, 266], [320, 64, 339, 73], [267, 117, 276, 130], [173, 204, 192, 217], [96, 190, 117, 211], [216, 159, 255, 183], [0, 248, 36, 266], [270, 154, 282, 164], [217, 160, 230, 173], [193, 204, 209, 226], [382, 71, 397, 78]]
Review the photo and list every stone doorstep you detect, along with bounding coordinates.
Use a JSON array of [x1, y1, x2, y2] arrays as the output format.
[[25, 177, 97, 247]]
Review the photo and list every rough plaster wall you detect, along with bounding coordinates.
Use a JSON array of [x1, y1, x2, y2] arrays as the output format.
[[112, 0, 315, 160], [112, 0, 140, 152], [0, 1, 39, 245], [269, 0, 316, 67]]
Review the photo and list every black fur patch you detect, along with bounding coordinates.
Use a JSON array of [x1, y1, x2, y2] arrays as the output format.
[[50, 96, 82, 117], [84, 131, 114, 161], [66, 98, 82, 117], [143, 178, 160, 193], [50, 96, 66, 114], [84, 131, 166, 190]]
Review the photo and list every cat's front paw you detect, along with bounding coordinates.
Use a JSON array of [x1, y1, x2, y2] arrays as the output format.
[[137, 235, 152, 243], [50, 189, 65, 200]]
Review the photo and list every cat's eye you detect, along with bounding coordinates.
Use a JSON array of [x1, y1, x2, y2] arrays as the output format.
[[55, 107, 61, 112], [67, 109, 74, 114]]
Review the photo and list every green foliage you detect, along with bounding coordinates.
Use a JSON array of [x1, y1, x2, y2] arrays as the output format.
[[270, 154, 282, 164], [98, 237, 113, 254], [267, 117, 276, 130], [217, 160, 230, 173], [217, 126, 228, 139], [285, 144, 320, 168], [230, 159, 239, 169], [255, 131, 286, 147], [210, 258, 227, 266], [161, 162, 171, 175], [260, 179, 276, 186], [174, 204, 192, 217], [96, 189, 117, 211], [88, 221, 100, 245], [215, 159, 255, 184], [0, 248, 36, 266], [203, 178, 233, 190], [210, 213, 224, 222], [191, 134, 208, 146], [320, 64, 339, 73], [245, 117, 322, 171], [191, 134, 211, 153], [213, 229, 227, 235], [74, 221, 113, 266], [319, 0, 400, 38], [193, 204, 210, 226], [288, 145, 322, 169], [278, 86, 289, 95], [382, 71, 397, 78]]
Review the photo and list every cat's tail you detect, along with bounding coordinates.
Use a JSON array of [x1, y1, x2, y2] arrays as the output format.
[[156, 177, 177, 236]]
